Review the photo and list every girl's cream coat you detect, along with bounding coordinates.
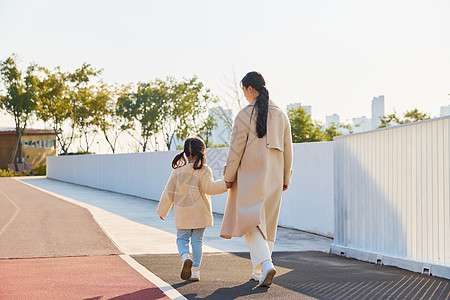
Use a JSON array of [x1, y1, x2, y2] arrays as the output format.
[[220, 100, 293, 242], [157, 163, 227, 229]]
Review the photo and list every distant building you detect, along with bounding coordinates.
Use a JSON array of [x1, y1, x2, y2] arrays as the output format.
[[440, 104, 450, 117], [0, 128, 57, 169], [326, 114, 340, 127], [209, 107, 232, 146], [353, 116, 372, 133], [372, 96, 385, 129], [349, 95, 386, 133], [287, 103, 312, 116]]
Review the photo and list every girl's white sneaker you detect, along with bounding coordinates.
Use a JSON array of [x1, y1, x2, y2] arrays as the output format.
[[180, 253, 193, 280], [190, 266, 200, 281]]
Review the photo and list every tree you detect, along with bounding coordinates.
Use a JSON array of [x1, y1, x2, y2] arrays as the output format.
[[70, 63, 102, 153], [0, 54, 39, 163], [35, 66, 72, 154], [159, 76, 217, 150], [117, 82, 164, 152], [198, 114, 218, 147], [403, 109, 430, 123], [287, 106, 324, 143], [75, 85, 97, 152], [215, 67, 245, 132], [97, 84, 131, 153], [36, 64, 100, 154], [378, 109, 430, 128], [323, 122, 353, 141]]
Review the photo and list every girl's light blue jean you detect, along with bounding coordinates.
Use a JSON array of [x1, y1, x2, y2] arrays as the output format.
[[176, 228, 206, 267]]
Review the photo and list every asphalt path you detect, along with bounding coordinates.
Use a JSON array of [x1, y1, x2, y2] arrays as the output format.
[[133, 251, 450, 299]]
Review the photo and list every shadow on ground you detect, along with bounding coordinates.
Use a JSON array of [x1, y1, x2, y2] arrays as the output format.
[[133, 251, 450, 300]]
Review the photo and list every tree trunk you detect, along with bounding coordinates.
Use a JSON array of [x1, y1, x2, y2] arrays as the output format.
[[10, 130, 22, 164], [18, 133, 23, 163]]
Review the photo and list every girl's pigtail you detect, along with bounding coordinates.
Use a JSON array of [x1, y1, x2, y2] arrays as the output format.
[[193, 152, 205, 170], [172, 151, 187, 169]]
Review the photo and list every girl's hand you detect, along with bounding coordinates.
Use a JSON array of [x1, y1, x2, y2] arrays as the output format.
[[283, 185, 288, 191], [226, 181, 233, 189], [160, 216, 165, 220]]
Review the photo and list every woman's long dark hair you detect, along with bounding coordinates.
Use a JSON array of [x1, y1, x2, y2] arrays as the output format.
[[172, 137, 206, 170], [241, 71, 269, 138]]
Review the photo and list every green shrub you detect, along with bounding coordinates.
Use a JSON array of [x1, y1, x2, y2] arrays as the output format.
[[33, 165, 46, 175], [0, 168, 15, 177], [210, 143, 229, 148], [60, 151, 95, 155]]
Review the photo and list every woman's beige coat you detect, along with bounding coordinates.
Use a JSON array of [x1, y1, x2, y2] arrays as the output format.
[[157, 164, 227, 229], [220, 100, 293, 242]]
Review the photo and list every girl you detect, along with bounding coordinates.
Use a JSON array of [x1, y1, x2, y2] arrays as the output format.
[[157, 137, 228, 281]]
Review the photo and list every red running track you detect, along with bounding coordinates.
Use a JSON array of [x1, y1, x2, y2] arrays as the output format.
[[0, 255, 169, 299]]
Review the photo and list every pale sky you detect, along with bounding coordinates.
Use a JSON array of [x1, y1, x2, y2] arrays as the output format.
[[1, 0, 449, 129]]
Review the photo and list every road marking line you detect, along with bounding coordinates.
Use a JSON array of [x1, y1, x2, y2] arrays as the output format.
[[120, 254, 187, 300], [0, 189, 21, 237]]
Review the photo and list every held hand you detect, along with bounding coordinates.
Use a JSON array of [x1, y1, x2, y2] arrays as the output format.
[[226, 181, 233, 189], [160, 216, 165, 220], [283, 185, 288, 191]]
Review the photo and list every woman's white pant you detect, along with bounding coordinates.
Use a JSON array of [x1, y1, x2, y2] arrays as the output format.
[[244, 227, 274, 272]]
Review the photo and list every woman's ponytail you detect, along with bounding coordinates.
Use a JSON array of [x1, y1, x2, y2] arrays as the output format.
[[172, 151, 186, 169], [254, 86, 269, 138], [242, 71, 269, 138]]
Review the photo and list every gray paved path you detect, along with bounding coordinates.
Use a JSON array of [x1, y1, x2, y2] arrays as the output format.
[[0, 178, 120, 259]]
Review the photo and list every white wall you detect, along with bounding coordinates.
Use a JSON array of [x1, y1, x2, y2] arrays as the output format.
[[279, 143, 334, 237], [332, 116, 450, 279], [47, 142, 335, 237]]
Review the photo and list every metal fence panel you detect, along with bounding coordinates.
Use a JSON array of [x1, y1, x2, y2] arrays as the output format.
[[331, 116, 450, 279]]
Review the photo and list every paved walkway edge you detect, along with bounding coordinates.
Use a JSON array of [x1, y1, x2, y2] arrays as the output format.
[[16, 178, 185, 299], [120, 254, 187, 300]]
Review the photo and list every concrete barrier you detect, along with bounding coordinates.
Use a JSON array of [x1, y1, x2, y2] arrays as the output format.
[[47, 142, 335, 237]]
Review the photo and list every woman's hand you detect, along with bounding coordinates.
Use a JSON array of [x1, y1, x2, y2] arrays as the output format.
[[226, 181, 233, 189], [283, 185, 288, 191]]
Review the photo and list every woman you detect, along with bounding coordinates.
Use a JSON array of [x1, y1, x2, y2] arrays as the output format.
[[220, 71, 293, 287]]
